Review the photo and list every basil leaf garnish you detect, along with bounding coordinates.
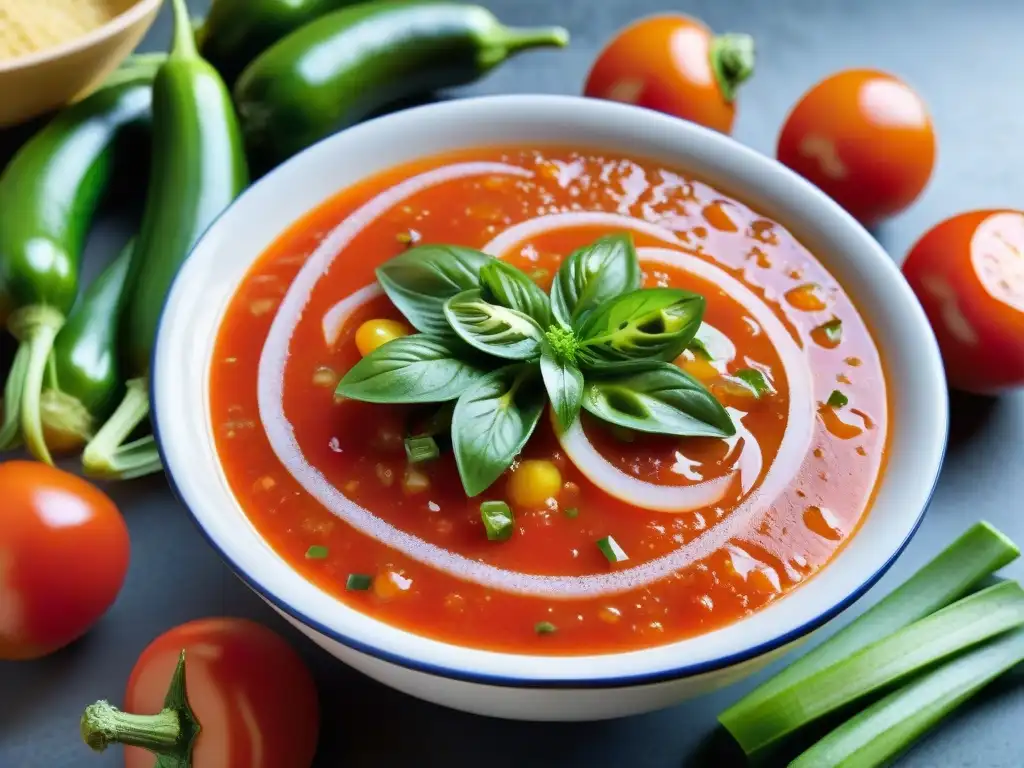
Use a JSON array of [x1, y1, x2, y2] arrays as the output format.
[[540, 340, 584, 430], [375, 245, 496, 335], [451, 365, 545, 496], [444, 289, 544, 360], [336, 335, 484, 403], [734, 368, 772, 398], [550, 234, 642, 328], [480, 261, 551, 326], [582, 363, 735, 437], [576, 288, 704, 369]]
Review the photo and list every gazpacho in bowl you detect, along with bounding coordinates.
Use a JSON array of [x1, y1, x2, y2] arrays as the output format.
[[154, 95, 945, 720]]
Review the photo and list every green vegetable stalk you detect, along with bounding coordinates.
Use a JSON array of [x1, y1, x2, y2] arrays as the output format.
[[0, 58, 161, 463], [234, 1, 570, 167], [82, 0, 248, 480]]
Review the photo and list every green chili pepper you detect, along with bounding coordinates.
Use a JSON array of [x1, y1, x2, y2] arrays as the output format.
[[234, 1, 569, 167], [0, 57, 162, 462], [200, 0, 363, 87], [83, 0, 249, 481], [38, 240, 134, 455]]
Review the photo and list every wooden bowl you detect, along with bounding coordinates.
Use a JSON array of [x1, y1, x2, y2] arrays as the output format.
[[0, 0, 162, 128]]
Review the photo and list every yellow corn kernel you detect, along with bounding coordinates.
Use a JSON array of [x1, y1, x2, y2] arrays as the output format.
[[507, 460, 562, 509], [598, 606, 622, 624], [402, 467, 430, 496], [355, 319, 411, 357], [374, 570, 412, 600], [784, 283, 827, 312], [680, 354, 719, 382]]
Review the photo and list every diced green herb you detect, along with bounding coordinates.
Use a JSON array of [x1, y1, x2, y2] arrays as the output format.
[[564, 507, 579, 519], [720, 580, 1024, 755], [827, 389, 849, 408], [820, 317, 843, 344], [790, 626, 1024, 767], [305, 545, 329, 559], [688, 337, 712, 359], [481, 500, 515, 541], [346, 573, 373, 591], [535, 621, 557, 635], [404, 435, 440, 463], [720, 522, 1019, 746], [735, 368, 771, 398], [597, 535, 629, 564]]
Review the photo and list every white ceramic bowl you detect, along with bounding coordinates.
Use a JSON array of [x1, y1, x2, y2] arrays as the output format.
[[153, 95, 947, 721]]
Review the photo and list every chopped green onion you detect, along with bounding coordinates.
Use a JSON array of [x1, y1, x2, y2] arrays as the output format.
[[791, 626, 1024, 767], [820, 317, 843, 344], [346, 573, 373, 591], [735, 368, 771, 397], [535, 621, 557, 635], [597, 535, 629, 564], [481, 500, 514, 542], [305, 545, 329, 559], [688, 337, 712, 359], [721, 523, 1018, 742], [404, 435, 439, 463], [721, 580, 1024, 755], [564, 507, 579, 519], [827, 389, 849, 408]]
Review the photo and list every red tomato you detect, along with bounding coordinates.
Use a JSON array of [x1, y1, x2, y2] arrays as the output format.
[[584, 14, 754, 133], [903, 210, 1024, 394], [83, 618, 320, 768], [0, 461, 129, 660], [777, 69, 936, 226]]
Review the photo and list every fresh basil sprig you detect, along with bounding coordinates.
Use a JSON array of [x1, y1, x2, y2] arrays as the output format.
[[337, 233, 737, 495]]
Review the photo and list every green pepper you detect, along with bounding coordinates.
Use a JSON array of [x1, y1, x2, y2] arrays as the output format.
[[82, 0, 249, 481], [234, 1, 569, 167], [38, 240, 133, 455], [0, 56, 163, 462], [200, 0, 363, 87]]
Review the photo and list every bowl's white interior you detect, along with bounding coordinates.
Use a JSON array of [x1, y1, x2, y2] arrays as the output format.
[[153, 95, 947, 683]]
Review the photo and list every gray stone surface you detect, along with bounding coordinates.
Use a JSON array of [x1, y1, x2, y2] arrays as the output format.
[[1, 0, 1023, 765]]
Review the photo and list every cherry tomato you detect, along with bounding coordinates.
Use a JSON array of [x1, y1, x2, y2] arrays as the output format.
[[0, 461, 129, 660], [82, 618, 319, 768], [584, 14, 755, 133], [777, 69, 935, 226], [903, 210, 1024, 394]]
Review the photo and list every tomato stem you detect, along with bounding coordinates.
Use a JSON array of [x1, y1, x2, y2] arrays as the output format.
[[710, 33, 756, 103], [81, 651, 200, 768]]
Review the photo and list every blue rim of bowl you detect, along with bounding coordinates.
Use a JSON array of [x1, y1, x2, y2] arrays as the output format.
[[151, 94, 949, 690]]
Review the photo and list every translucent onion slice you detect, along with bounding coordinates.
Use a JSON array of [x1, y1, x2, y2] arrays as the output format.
[[322, 284, 383, 346]]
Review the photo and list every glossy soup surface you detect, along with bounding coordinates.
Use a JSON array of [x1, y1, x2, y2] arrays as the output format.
[[211, 148, 888, 655]]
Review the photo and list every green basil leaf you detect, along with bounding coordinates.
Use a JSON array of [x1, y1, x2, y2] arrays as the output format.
[[444, 289, 544, 360], [375, 245, 496, 335], [540, 340, 584, 430], [451, 365, 546, 496], [582, 362, 735, 438], [734, 368, 772, 398], [480, 261, 551, 326], [827, 389, 849, 408], [688, 337, 712, 360], [576, 288, 705, 369], [336, 335, 484, 403], [550, 234, 642, 327]]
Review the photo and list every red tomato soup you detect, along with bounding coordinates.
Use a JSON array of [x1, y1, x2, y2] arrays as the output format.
[[211, 148, 889, 655]]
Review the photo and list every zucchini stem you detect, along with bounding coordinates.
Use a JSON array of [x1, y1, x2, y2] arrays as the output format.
[[0, 343, 29, 448], [483, 25, 570, 68], [169, 0, 199, 60], [83, 377, 162, 480], [8, 305, 65, 464], [82, 651, 199, 768]]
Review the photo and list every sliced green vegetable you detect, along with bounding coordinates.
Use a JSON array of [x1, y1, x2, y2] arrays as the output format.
[[535, 621, 557, 635], [404, 435, 440, 463], [550, 234, 641, 327], [723, 580, 1024, 754], [820, 317, 843, 345], [480, 500, 515, 541], [597, 535, 629, 564], [792, 627, 1024, 768], [346, 573, 373, 590], [443, 289, 544, 360], [827, 389, 849, 408], [721, 522, 1019, 739], [735, 368, 771, 398], [305, 545, 329, 559]]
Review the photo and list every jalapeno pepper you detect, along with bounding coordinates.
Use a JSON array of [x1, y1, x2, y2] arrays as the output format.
[[83, 0, 249, 481], [0, 57, 162, 463], [39, 240, 133, 455], [200, 0, 362, 86], [234, 1, 569, 166]]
